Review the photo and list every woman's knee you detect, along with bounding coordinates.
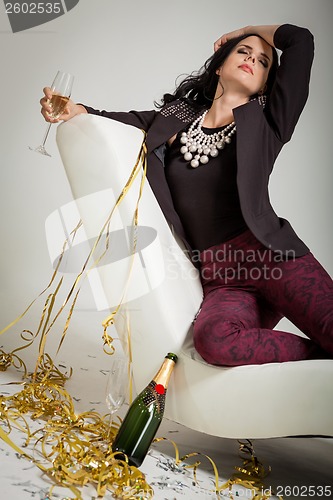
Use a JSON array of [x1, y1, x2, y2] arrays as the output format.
[[193, 317, 241, 365]]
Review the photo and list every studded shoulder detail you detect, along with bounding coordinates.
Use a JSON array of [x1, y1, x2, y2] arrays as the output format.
[[160, 97, 266, 122], [160, 100, 202, 123], [257, 95, 267, 108]]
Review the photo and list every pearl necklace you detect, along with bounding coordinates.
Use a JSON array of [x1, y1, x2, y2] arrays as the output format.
[[180, 110, 236, 168]]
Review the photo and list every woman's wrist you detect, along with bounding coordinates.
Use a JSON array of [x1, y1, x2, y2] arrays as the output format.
[[214, 24, 280, 52], [245, 25, 280, 47], [74, 104, 88, 117]]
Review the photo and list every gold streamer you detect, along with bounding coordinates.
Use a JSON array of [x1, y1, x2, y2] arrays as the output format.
[[1, 135, 153, 498], [219, 440, 283, 499], [101, 141, 148, 350], [153, 437, 279, 499], [1, 132, 277, 499], [0, 134, 147, 372], [0, 219, 82, 338], [1, 356, 153, 499], [1, 357, 277, 499]]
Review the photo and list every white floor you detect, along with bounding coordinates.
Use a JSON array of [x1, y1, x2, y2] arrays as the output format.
[[1, 351, 332, 500]]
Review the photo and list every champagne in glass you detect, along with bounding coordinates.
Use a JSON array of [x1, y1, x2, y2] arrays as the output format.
[[29, 70, 74, 157]]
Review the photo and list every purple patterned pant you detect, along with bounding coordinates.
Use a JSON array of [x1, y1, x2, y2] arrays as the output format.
[[193, 230, 333, 366]]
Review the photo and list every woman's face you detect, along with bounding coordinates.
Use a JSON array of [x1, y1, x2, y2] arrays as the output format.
[[216, 35, 273, 97]]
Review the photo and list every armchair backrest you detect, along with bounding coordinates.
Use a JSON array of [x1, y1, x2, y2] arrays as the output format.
[[56, 114, 203, 391]]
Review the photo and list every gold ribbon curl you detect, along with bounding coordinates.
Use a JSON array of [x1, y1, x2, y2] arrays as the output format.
[[0, 348, 27, 375], [220, 440, 283, 499]]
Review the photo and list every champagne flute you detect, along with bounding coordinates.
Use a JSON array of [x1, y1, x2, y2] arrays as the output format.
[[105, 356, 130, 432], [29, 70, 74, 157]]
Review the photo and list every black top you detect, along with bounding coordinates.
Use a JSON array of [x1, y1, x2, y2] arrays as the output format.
[[165, 125, 248, 251]]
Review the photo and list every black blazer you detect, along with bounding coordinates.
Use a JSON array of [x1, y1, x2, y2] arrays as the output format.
[[83, 24, 314, 258]]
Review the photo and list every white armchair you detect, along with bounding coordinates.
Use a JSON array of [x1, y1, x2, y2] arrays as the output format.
[[55, 114, 333, 439]]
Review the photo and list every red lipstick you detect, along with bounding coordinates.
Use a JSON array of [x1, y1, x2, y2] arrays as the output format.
[[239, 64, 253, 75]]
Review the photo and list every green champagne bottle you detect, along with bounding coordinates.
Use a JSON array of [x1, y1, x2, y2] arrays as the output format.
[[112, 352, 178, 467]]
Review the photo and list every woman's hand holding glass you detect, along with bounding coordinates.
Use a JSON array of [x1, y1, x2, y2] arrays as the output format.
[[30, 70, 74, 156], [31, 70, 87, 157], [40, 87, 86, 124]]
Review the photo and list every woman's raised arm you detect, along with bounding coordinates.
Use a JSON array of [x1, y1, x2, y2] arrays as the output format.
[[214, 25, 281, 51]]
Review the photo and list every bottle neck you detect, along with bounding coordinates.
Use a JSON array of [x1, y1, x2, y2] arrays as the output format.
[[153, 358, 176, 389]]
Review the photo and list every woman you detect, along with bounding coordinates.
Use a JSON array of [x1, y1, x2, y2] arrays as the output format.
[[41, 24, 333, 366]]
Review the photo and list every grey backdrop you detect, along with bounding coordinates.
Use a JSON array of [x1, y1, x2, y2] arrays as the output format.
[[1, 0, 332, 362]]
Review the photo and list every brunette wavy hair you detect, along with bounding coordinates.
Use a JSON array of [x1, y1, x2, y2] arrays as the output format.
[[156, 34, 279, 109]]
